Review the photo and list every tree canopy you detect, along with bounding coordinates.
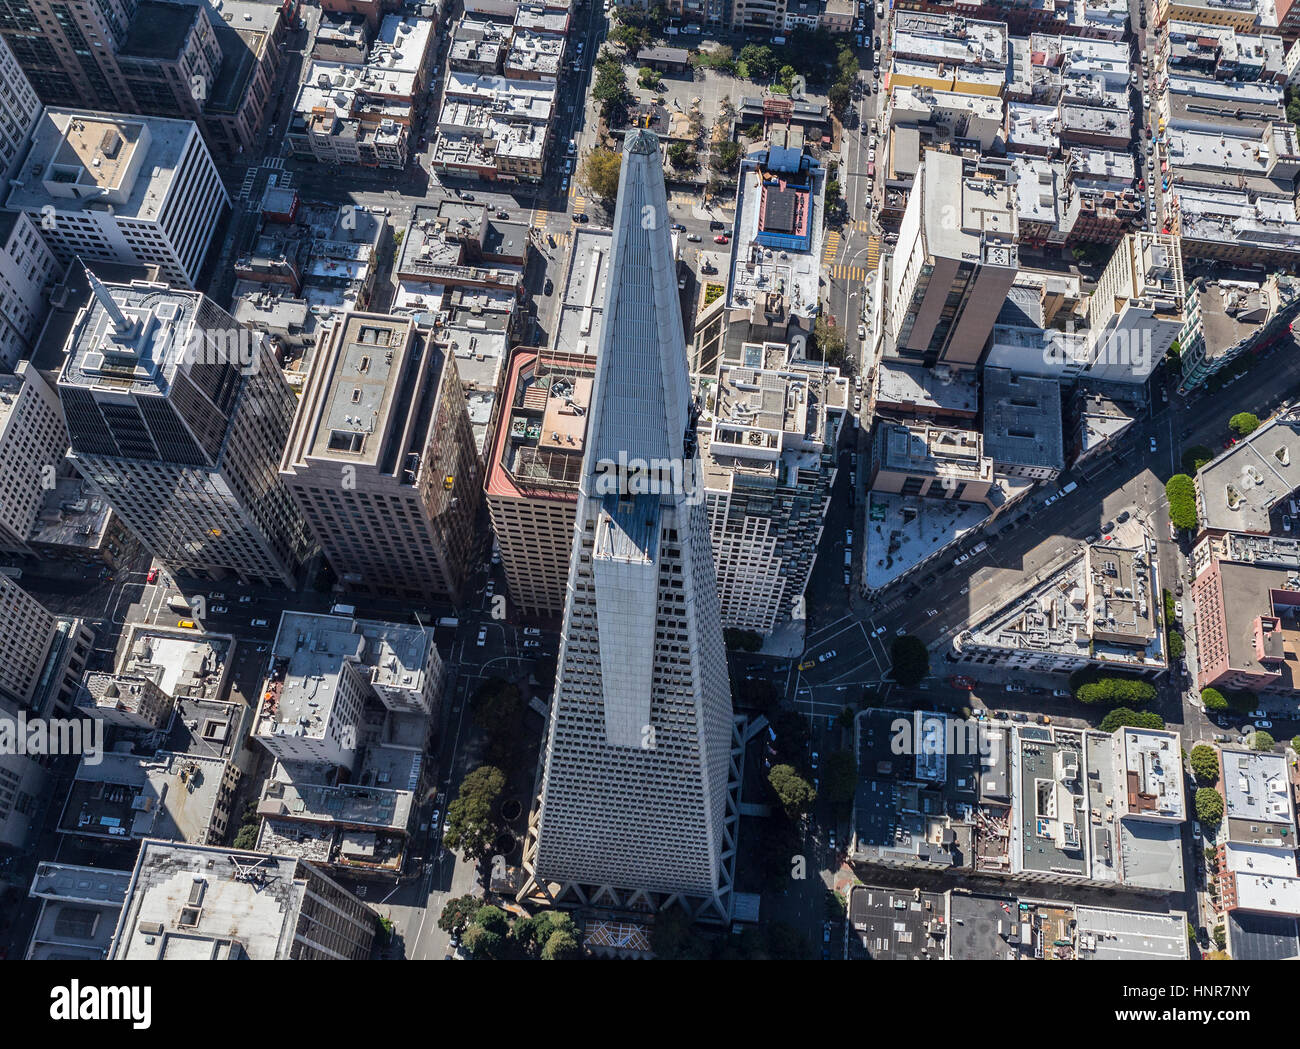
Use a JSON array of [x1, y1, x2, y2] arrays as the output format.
[[1189, 744, 1220, 785], [820, 750, 858, 809], [580, 148, 622, 201], [890, 635, 930, 688], [1165, 474, 1199, 532], [1098, 707, 1165, 733], [1195, 787, 1224, 824], [442, 765, 506, 861], [1229, 412, 1260, 437], [768, 763, 816, 818]]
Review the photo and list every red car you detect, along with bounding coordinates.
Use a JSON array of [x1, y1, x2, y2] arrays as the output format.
[[949, 675, 975, 690], [714, 234, 729, 244], [147, 568, 158, 584]]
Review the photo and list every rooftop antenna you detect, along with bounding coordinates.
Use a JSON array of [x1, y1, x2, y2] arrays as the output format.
[[81, 258, 134, 338]]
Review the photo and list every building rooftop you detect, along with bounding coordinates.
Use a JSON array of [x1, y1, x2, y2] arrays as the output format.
[[256, 611, 434, 745], [1222, 747, 1294, 843], [1073, 905, 1190, 960], [26, 862, 131, 961], [1119, 727, 1184, 820], [1227, 910, 1300, 960], [862, 490, 998, 592], [553, 225, 613, 356], [9, 109, 198, 223], [725, 150, 824, 321], [947, 892, 1033, 961], [982, 368, 1065, 473], [59, 749, 232, 844], [849, 885, 948, 960], [874, 360, 980, 416], [891, 11, 1008, 67], [118, 626, 230, 703], [1198, 408, 1300, 533], [111, 840, 363, 960]]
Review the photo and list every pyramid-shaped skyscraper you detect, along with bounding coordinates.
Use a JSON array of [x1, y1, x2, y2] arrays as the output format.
[[523, 131, 734, 912]]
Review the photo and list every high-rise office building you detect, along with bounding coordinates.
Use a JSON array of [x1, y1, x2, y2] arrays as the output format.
[[485, 346, 595, 618], [110, 840, 376, 960], [0, 0, 284, 157], [7, 109, 228, 288], [0, 362, 68, 555], [888, 151, 1019, 368], [697, 340, 850, 632], [0, 35, 41, 183], [521, 131, 734, 917], [281, 312, 482, 603], [57, 276, 311, 588], [0, 211, 64, 368], [0, 571, 57, 708]]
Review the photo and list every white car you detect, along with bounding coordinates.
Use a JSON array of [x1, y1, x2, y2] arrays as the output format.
[[524, 640, 541, 649], [953, 552, 970, 566], [925, 609, 938, 617], [895, 627, 906, 636], [845, 529, 853, 545], [818, 649, 837, 663], [211, 605, 228, 614], [239, 595, 253, 604], [868, 149, 876, 163], [857, 324, 867, 339], [476, 628, 487, 647], [561, 176, 569, 192], [872, 625, 887, 637], [811, 751, 819, 769], [1255, 720, 1273, 729], [1043, 494, 1060, 507], [1174, 602, 1183, 620], [523, 627, 542, 636], [1150, 436, 1157, 453]]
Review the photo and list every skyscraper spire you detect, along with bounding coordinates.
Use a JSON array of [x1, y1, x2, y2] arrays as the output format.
[[521, 132, 735, 916]]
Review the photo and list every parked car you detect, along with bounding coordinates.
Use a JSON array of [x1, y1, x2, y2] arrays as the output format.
[[251, 618, 269, 628], [524, 627, 542, 636], [496, 210, 509, 219], [476, 628, 487, 646], [524, 640, 541, 649], [873, 625, 887, 637], [1174, 602, 1183, 620], [211, 605, 228, 614], [1052, 689, 1070, 698], [1255, 720, 1273, 729], [1250, 708, 1268, 719], [1011, 712, 1029, 723], [818, 649, 837, 663], [846, 529, 853, 545], [1036, 714, 1052, 725], [1149, 436, 1158, 453], [1005, 683, 1025, 693], [811, 751, 819, 769]]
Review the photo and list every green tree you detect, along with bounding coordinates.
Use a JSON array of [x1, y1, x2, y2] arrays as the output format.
[[1165, 474, 1199, 531], [592, 60, 630, 122], [442, 765, 506, 861], [827, 80, 851, 115], [1252, 730, 1276, 751], [768, 763, 817, 817], [723, 627, 762, 651], [820, 750, 858, 809], [812, 314, 847, 367], [438, 894, 482, 937], [473, 905, 510, 937], [890, 635, 930, 688], [1070, 669, 1158, 707], [1201, 687, 1228, 712], [580, 148, 623, 202], [652, 907, 712, 959], [1225, 689, 1257, 713], [1292, 735, 1300, 753], [711, 139, 741, 173], [737, 44, 777, 80], [463, 923, 504, 960], [667, 141, 696, 169], [836, 704, 855, 731], [541, 929, 582, 960], [1168, 631, 1185, 659], [1189, 744, 1220, 785], [232, 824, 259, 850], [1195, 787, 1224, 824], [1229, 412, 1260, 437], [473, 678, 524, 740], [1098, 707, 1165, 733], [1181, 445, 1213, 475]]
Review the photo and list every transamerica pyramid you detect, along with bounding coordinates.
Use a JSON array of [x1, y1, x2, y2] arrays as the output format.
[[521, 130, 735, 910]]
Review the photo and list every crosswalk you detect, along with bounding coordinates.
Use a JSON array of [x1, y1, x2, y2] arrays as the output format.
[[532, 206, 551, 230], [821, 230, 841, 266], [866, 234, 881, 271], [570, 191, 587, 216], [235, 157, 291, 202], [851, 219, 870, 233], [829, 264, 867, 282]]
